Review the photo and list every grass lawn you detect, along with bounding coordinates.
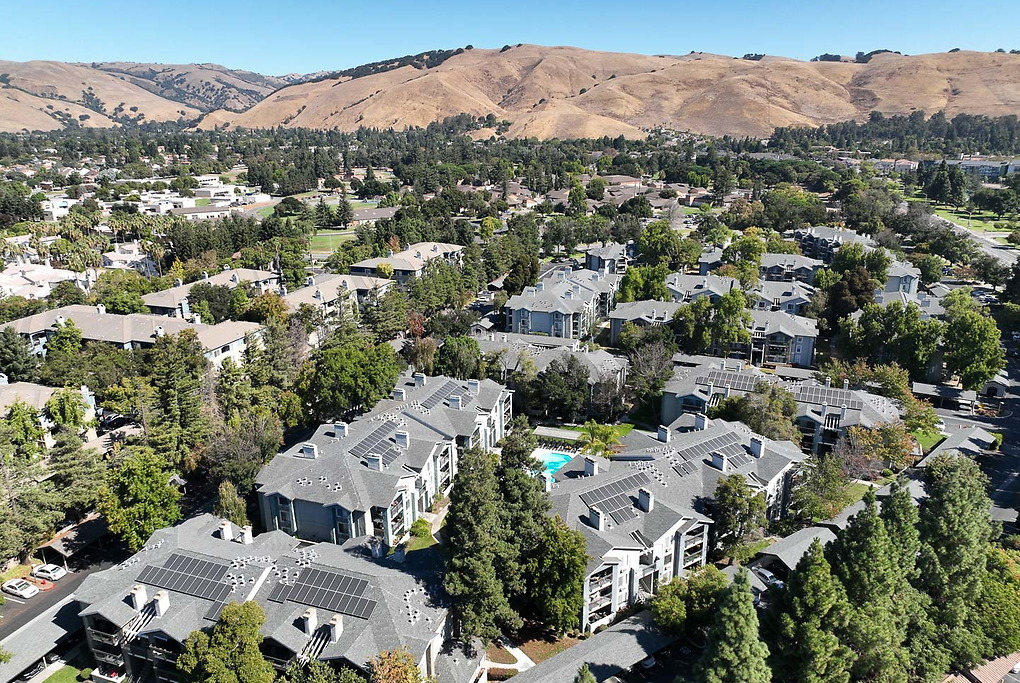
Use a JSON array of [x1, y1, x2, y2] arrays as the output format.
[[485, 644, 518, 665], [406, 532, 437, 554], [41, 650, 91, 683], [844, 482, 873, 504], [309, 231, 355, 252], [1, 560, 38, 582], [194, 198, 211, 207], [914, 429, 945, 453], [256, 206, 275, 219], [562, 423, 634, 439], [929, 206, 1003, 232]]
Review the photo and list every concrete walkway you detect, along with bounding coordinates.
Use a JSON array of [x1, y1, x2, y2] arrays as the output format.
[[480, 637, 536, 672]]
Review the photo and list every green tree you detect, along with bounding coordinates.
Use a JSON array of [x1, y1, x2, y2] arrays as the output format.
[[574, 664, 596, 683], [534, 353, 591, 422], [435, 336, 482, 379], [444, 446, 520, 641], [638, 220, 699, 270], [0, 327, 37, 382], [48, 427, 105, 521], [651, 566, 728, 634], [711, 475, 767, 562], [362, 287, 409, 341], [616, 264, 670, 303], [943, 307, 1006, 389], [6, 399, 44, 460], [178, 601, 275, 683], [770, 539, 853, 683], [298, 335, 401, 421], [368, 648, 428, 683], [148, 330, 209, 469], [567, 183, 588, 216], [842, 301, 943, 380], [697, 569, 771, 683], [917, 454, 996, 666], [280, 660, 365, 683], [626, 341, 674, 416], [793, 452, 850, 520], [577, 420, 620, 458], [709, 382, 800, 443], [99, 446, 182, 551], [335, 197, 354, 227], [214, 480, 249, 527], [527, 516, 588, 634], [0, 418, 61, 561], [45, 388, 88, 430]]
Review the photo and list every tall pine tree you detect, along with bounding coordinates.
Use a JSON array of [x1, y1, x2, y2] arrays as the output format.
[[771, 539, 853, 683], [697, 570, 771, 683], [443, 446, 520, 641]]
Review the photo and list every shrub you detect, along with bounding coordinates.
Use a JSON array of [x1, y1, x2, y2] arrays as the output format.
[[410, 518, 431, 538], [487, 668, 517, 681]]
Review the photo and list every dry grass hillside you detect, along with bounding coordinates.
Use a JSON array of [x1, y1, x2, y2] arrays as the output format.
[[88, 62, 290, 111], [199, 46, 1020, 138], [0, 60, 199, 131]]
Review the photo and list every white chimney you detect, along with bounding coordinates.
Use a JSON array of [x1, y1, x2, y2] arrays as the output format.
[[153, 590, 170, 617], [334, 422, 348, 438], [711, 451, 729, 473], [328, 614, 343, 643], [694, 413, 708, 431], [657, 425, 671, 443], [584, 456, 599, 477], [413, 373, 426, 387], [300, 442, 319, 459], [750, 437, 764, 459], [395, 431, 409, 448], [638, 488, 654, 513], [201, 271, 209, 280], [230, 273, 239, 283], [175, 278, 184, 287], [240, 526, 253, 545], [302, 608, 317, 636], [393, 388, 406, 401], [449, 395, 462, 410], [192, 313, 201, 325], [841, 403, 848, 421], [539, 472, 552, 493], [155, 325, 165, 337], [467, 379, 480, 395], [366, 454, 383, 471], [217, 520, 233, 540], [130, 585, 147, 612], [96, 303, 106, 315], [589, 506, 605, 532], [0, 373, 7, 385], [843, 379, 849, 390], [825, 376, 831, 388]]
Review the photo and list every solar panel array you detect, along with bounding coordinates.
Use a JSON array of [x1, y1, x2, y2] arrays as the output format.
[[795, 385, 863, 410], [679, 432, 753, 469], [579, 472, 651, 525], [267, 567, 377, 620], [421, 380, 463, 410], [673, 459, 699, 478], [695, 370, 767, 394], [349, 419, 401, 465], [136, 554, 232, 605]]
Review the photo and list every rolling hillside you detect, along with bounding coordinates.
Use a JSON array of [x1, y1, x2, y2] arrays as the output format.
[[2, 46, 1020, 137]]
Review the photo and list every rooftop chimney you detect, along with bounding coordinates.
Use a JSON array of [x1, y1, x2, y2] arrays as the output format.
[[130, 585, 147, 612], [393, 388, 406, 401], [96, 303, 106, 315], [750, 437, 764, 459], [334, 422, 348, 438], [584, 456, 599, 477], [175, 278, 184, 287], [694, 412, 708, 431], [825, 376, 831, 388], [841, 403, 848, 421], [449, 395, 462, 410], [413, 373, 426, 387], [711, 451, 729, 473], [589, 506, 605, 532], [153, 590, 170, 617], [843, 379, 849, 390], [365, 454, 383, 471], [300, 442, 319, 459], [0, 373, 7, 385], [240, 526, 253, 545], [657, 425, 671, 443], [155, 325, 165, 337], [302, 608, 317, 636], [638, 488, 654, 513], [395, 431, 409, 449], [328, 614, 343, 643], [467, 379, 480, 395], [217, 520, 234, 540], [201, 271, 209, 280], [539, 472, 552, 493]]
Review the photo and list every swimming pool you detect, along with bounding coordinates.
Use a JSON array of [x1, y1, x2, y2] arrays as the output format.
[[533, 448, 574, 477]]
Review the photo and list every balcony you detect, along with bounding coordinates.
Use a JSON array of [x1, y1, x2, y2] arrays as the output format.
[[89, 629, 120, 646], [92, 650, 124, 667], [91, 664, 127, 683]]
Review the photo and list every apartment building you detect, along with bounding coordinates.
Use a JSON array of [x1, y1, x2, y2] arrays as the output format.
[[141, 268, 280, 318], [504, 268, 620, 339]]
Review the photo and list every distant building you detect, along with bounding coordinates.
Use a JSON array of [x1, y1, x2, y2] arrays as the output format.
[[504, 267, 620, 339], [349, 242, 463, 283], [665, 273, 740, 304], [759, 253, 823, 283], [141, 268, 279, 318], [790, 227, 875, 263]]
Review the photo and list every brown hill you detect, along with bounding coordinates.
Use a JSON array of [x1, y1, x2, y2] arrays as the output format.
[[0, 60, 200, 131], [87, 62, 290, 112], [198, 45, 1020, 138]]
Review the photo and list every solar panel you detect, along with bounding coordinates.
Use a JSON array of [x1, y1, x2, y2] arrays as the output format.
[[579, 472, 651, 526], [795, 385, 863, 411], [673, 460, 699, 478], [695, 370, 772, 394], [270, 567, 377, 620], [137, 558, 232, 605], [421, 380, 462, 410], [349, 419, 401, 465]]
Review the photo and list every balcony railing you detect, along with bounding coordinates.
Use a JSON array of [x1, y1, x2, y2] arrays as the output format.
[[89, 629, 120, 646], [91, 668, 127, 683], [92, 651, 124, 667]]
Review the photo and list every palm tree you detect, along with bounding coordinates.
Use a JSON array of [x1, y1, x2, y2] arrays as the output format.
[[578, 420, 620, 458]]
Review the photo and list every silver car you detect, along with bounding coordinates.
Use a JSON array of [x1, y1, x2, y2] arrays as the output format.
[[31, 564, 67, 581], [2, 578, 40, 599]]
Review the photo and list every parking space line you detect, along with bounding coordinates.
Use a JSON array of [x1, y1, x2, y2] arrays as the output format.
[[3, 596, 25, 604]]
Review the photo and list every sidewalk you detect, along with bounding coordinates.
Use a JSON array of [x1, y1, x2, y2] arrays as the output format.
[[481, 637, 536, 673]]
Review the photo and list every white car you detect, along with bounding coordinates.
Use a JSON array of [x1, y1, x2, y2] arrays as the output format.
[[2, 578, 40, 599], [31, 564, 67, 581], [935, 419, 948, 434]]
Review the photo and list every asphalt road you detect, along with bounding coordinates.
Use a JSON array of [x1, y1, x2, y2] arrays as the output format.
[[937, 216, 1019, 268]]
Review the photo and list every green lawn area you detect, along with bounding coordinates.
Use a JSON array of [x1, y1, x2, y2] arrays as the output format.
[[194, 198, 211, 207], [929, 206, 1003, 232], [845, 482, 873, 504], [561, 423, 634, 438], [1, 560, 38, 582], [309, 231, 355, 252], [41, 650, 91, 683], [914, 429, 945, 453], [406, 533, 437, 554], [256, 206, 275, 219]]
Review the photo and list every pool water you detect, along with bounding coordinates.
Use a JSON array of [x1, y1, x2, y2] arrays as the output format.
[[533, 449, 574, 477]]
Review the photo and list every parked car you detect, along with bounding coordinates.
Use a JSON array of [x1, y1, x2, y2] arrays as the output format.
[[31, 564, 67, 581], [752, 566, 785, 590], [3, 578, 40, 599], [935, 419, 948, 434]]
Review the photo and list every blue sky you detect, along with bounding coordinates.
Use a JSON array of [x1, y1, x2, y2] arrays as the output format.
[[5, 0, 1019, 75]]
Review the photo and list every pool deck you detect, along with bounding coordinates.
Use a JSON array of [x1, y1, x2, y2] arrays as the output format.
[[533, 425, 582, 441]]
